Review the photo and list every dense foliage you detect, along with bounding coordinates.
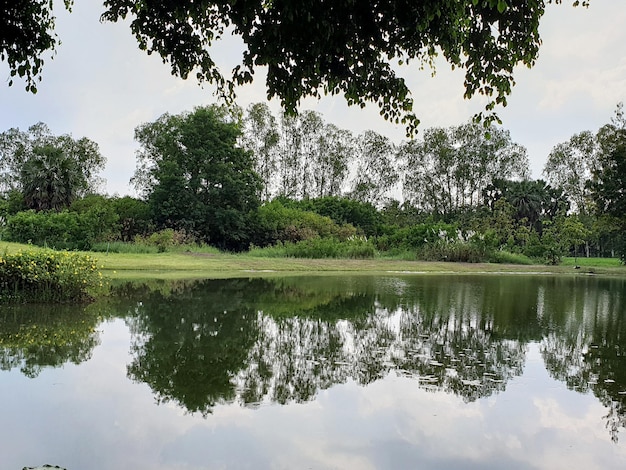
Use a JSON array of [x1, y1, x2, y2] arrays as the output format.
[[3, 1, 588, 132], [0, 249, 104, 303], [0, 122, 105, 211], [0, 0, 73, 93], [133, 105, 262, 250], [1, 102, 624, 264]]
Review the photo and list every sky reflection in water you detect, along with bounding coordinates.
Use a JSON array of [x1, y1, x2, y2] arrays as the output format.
[[1, 275, 626, 469]]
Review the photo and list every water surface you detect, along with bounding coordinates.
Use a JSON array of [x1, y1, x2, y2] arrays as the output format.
[[2, 275, 626, 469]]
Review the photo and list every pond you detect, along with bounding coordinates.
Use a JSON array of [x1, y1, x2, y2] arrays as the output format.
[[2, 274, 626, 469]]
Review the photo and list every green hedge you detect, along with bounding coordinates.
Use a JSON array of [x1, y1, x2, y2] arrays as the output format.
[[249, 237, 376, 259], [0, 249, 104, 303]]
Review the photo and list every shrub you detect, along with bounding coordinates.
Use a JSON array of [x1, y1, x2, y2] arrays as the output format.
[[374, 222, 457, 252], [280, 196, 382, 236], [419, 240, 488, 263], [489, 250, 534, 265], [253, 201, 355, 247], [5, 209, 115, 250], [343, 237, 377, 259], [247, 237, 376, 259], [0, 249, 105, 303], [133, 229, 196, 252]]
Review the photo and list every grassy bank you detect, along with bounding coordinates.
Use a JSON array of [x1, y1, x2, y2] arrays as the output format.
[[3, 242, 625, 280]]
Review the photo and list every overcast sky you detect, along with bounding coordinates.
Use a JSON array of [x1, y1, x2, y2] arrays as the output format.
[[1, 1, 625, 196]]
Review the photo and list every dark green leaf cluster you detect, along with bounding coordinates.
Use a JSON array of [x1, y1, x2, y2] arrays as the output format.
[[93, 0, 587, 132], [0, 0, 73, 93], [133, 105, 263, 250]]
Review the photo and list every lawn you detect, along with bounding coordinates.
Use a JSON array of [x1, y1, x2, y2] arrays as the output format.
[[2, 242, 625, 280]]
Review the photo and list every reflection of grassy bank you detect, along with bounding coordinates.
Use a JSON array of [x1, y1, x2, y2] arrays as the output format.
[[3, 242, 626, 280]]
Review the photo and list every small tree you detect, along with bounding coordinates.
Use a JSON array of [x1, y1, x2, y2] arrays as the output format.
[[561, 215, 590, 267]]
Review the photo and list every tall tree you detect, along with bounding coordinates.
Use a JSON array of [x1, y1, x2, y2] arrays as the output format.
[[311, 124, 354, 199], [400, 123, 528, 215], [543, 131, 598, 215], [275, 113, 302, 199], [266, 109, 354, 200], [242, 103, 279, 202], [0, 122, 105, 211], [589, 131, 626, 249], [483, 178, 567, 230], [350, 130, 397, 207], [4, 1, 589, 132], [454, 122, 529, 206], [133, 105, 262, 250]]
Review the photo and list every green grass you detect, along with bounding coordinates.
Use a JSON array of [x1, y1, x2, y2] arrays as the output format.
[[3, 242, 626, 281], [90, 241, 160, 254], [561, 256, 622, 267]]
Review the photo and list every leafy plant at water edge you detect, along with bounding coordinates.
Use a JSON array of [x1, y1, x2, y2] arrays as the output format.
[[0, 249, 105, 303]]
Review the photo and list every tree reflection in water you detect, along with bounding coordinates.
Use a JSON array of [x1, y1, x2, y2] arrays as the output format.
[[121, 275, 626, 441], [0, 303, 104, 378], [538, 276, 626, 442]]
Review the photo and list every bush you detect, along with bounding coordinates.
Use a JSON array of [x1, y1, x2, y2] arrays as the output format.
[[248, 237, 377, 259], [419, 240, 488, 263], [0, 249, 105, 303], [489, 250, 534, 265], [253, 201, 356, 247], [134, 229, 197, 252], [5, 208, 117, 250], [375, 222, 457, 252], [280, 196, 382, 236]]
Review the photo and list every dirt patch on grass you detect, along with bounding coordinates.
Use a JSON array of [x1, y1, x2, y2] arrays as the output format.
[[181, 251, 218, 258]]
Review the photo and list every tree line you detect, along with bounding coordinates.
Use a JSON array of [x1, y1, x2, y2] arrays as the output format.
[[0, 102, 624, 262]]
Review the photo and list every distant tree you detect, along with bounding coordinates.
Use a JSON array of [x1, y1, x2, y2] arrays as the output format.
[[311, 124, 354, 199], [560, 215, 590, 266], [297, 110, 326, 198], [483, 178, 567, 232], [543, 131, 598, 215], [275, 114, 301, 199], [453, 122, 529, 206], [349, 130, 397, 207], [401, 123, 528, 215], [0, 122, 105, 211], [267, 110, 354, 200], [242, 103, 279, 202], [133, 105, 262, 250], [4, 1, 589, 132], [588, 126, 626, 261]]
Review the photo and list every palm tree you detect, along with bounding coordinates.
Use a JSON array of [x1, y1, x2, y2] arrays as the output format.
[[20, 145, 81, 211], [507, 180, 544, 227]]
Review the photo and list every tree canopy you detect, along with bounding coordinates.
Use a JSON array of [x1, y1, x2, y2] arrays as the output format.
[[0, 122, 105, 211], [133, 105, 262, 250], [2, 1, 588, 131]]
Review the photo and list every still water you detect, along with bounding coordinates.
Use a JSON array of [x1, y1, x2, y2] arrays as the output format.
[[2, 274, 626, 469]]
